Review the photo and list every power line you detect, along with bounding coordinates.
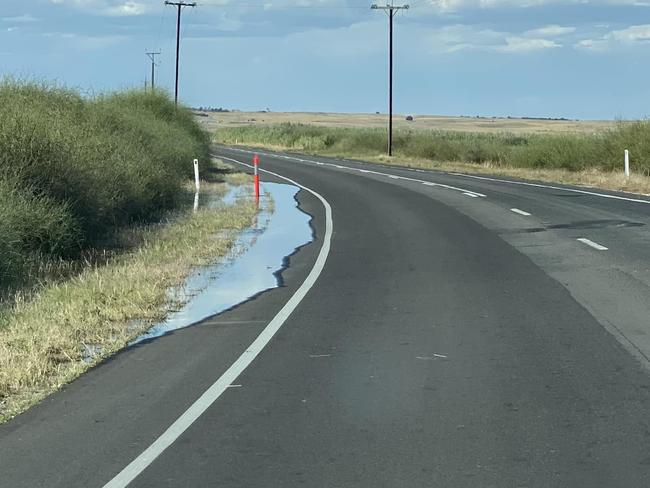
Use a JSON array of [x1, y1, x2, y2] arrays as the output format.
[[154, 3, 169, 52], [371, 3, 409, 157], [165, 1, 197, 107], [194, 2, 371, 9], [146, 51, 161, 92]]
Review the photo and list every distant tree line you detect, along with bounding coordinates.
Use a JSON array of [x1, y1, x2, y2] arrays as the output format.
[[460, 115, 573, 121], [193, 107, 232, 113]]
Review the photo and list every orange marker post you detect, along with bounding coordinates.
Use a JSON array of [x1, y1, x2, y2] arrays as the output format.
[[253, 154, 260, 201]]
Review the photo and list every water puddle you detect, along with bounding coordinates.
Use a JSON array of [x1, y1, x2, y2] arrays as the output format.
[[131, 181, 313, 345], [219, 184, 247, 206]]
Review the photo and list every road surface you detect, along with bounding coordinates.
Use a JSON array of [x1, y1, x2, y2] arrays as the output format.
[[1, 146, 650, 487]]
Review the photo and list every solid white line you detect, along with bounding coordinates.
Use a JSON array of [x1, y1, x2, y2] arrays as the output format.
[[450, 172, 650, 205], [577, 238, 608, 251], [463, 193, 479, 198], [510, 208, 531, 216], [102, 156, 334, 488]]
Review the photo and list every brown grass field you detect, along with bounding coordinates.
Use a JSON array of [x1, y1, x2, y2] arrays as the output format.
[[199, 111, 616, 135]]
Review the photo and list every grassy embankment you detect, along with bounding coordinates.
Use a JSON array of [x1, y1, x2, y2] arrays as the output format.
[[214, 123, 650, 194], [0, 82, 258, 421]]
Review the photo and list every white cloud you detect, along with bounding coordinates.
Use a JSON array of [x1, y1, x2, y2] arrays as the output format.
[[2, 14, 39, 23], [104, 2, 148, 16], [421, 0, 650, 12], [49, 0, 151, 16], [280, 20, 385, 58], [577, 23, 650, 50], [426, 24, 562, 53], [610, 23, 650, 42], [42, 31, 128, 50], [576, 38, 606, 50], [525, 25, 576, 37], [497, 36, 560, 52]]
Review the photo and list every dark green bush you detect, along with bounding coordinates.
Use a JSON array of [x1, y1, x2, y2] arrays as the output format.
[[0, 81, 210, 287]]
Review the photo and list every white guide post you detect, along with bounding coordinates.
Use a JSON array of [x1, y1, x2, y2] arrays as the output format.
[[193, 159, 200, 191]]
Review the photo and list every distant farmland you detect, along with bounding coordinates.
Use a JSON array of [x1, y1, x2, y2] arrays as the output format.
[[199, 111, 617, 135], [211, 114, 650, 195]]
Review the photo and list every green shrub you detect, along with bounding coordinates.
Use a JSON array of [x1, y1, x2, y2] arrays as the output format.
[[0, 178, 77, 283], [0, 80, 210, 287]]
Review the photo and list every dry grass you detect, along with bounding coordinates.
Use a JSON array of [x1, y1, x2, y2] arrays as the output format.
[[200, 111, 617, 135], [0, 167, 259, 422], [215, 139, 650, 195], [210, 118, 650, 196], [367, 155, 650, 196]]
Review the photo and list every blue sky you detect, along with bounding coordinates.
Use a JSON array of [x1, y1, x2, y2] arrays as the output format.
[[2, 1, 650, 119]]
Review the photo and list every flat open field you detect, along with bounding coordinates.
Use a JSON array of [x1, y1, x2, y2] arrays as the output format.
[[199, 111, 617, 135]]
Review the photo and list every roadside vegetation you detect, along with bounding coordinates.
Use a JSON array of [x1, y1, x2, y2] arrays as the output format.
[[214, 122, 650, 194], [0, 80, 261, 422], [0, 81, 211, 291], [0, 164, 258, 422]]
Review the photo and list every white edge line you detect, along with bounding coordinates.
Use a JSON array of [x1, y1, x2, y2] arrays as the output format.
[[510, 208, 531, 216], [450, 172, 650, 205], [102, 156, 334, 488], [577, 238, 608, 251], [225, 148, 488, 199]]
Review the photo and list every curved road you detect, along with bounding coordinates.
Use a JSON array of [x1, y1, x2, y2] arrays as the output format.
[[1, 146, 650, 487]]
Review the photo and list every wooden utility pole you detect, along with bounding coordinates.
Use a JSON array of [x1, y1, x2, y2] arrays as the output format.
[[165, 1, 196, 107], [371, 3, 409, 156], [146, 51, 161, 91]]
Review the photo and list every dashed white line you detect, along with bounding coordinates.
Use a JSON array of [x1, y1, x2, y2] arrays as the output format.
[[463, 193, 479, 198], [416, 354, 448, 360], [510, 208, 531, 216], [577, 238, 608, 251]]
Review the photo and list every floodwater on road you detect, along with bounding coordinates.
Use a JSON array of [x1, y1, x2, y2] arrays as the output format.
[[132, 181, 313, 345]]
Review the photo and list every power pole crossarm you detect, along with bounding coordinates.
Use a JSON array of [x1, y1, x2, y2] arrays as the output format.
[[371, 3, 409, 157], [165, 1, 197, 107]]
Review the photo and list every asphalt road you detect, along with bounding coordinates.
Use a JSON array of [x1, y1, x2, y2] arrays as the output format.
[[1, 146, 650, 487]]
